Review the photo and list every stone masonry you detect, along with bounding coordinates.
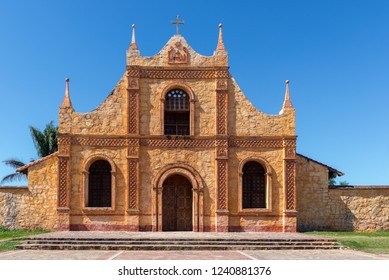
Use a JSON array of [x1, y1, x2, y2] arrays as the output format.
[[0, 24, 387, 232]]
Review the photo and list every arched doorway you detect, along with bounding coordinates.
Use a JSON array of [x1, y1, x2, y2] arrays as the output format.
[[162, 175, 193, 231]]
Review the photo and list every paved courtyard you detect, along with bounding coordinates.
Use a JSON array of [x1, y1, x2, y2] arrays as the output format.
[[0, 248, 388, 260], [0, 231, 388, 260]]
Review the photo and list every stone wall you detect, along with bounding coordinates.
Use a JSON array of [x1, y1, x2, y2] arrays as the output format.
[[59, 78, 128, 135], [0, 155, 58, 230], [297, 155, 389, 232], [54, 32, 297, 231], [230, 78, 295, 136], [327, 187, 389, 231]]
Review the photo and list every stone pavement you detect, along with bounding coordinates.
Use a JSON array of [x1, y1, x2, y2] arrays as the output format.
[[0, 249, 388, 260], [0, 231, 388, 260]]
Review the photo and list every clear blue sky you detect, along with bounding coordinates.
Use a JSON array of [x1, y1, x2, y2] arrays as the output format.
[[0, 0, 388, 185]]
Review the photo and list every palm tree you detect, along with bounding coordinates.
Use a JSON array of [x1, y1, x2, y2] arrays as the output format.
[[0, 121, 58, 185], [0, 159, 27, 185], [29, 121, 58, 158]]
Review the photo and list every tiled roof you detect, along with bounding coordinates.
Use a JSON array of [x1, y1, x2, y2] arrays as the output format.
[[297, 153, 345, 177], [16, 152, 59, 174], [329, 185, 389, 189]]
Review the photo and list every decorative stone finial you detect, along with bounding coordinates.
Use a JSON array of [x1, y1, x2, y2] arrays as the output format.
[[130, 24, 138, 50], [282, 79, 294, 110], [216, 23, 226, 51], [61, 78, 73, 108]]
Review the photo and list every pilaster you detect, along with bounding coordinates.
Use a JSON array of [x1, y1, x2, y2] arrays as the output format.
[[127, 141, 140, 231], [56, 135, 71, 230], [215, 76, 230, 232], [283, 136, 297, 232], [126, 68, 140, 135]]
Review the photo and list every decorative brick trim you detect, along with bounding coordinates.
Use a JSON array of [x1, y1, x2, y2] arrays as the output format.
[[128, 68, 230, 79], [216, 159, 228, 210], [142, 138, 215, 148], [67, 135, 288, 150], [126, 68, 141, 77], [71, 137, 138, 147], [230, 138, 283, 148], [284, 159, 296, 210], [58, 136, 71, 145], [58, 156, 69, 208], [127, 89, 139, 134], [128, 158, 138, 209], [216, 91, 228, 135]]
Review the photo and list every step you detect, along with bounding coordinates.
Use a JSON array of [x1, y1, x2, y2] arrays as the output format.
[[25, 239, 335, 245], [17, 243, 342, 251]]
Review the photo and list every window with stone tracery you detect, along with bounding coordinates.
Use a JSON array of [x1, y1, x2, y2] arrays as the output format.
[[164, 89, 190, 135], [242, 161, 266, 208]]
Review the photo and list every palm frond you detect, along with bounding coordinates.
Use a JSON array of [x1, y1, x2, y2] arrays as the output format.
[[29, 121, 58, 158], [2, 159, 26, 169], [0, 172, 27, 185]]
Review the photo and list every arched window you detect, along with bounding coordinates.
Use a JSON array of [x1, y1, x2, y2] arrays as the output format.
[[164, 89, 190, 135], [242, 161, 266, 209], [88, 160, 112, 207]]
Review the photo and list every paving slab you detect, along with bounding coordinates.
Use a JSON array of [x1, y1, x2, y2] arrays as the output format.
[[0, 249, 388, 260], [1, 231, 388, 260]]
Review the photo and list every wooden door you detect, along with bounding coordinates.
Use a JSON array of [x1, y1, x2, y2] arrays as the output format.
[[162, 175, 193, 231]]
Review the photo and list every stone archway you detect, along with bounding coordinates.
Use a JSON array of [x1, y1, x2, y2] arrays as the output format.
[[153, 164, 204, 232], [162, 175, 193, 231]]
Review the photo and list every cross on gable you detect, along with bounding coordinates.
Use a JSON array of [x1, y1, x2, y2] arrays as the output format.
[[171, 15, 184, 35]]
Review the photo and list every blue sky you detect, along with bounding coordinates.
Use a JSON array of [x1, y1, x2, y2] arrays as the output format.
[[0, 0, 388, 185]]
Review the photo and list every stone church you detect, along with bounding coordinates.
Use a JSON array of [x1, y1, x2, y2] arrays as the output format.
[[1, 23, 388, 232]]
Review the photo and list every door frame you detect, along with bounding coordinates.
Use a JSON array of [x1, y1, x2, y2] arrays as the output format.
[[162, 175, 193, 231], [152, 164, 204, 232]]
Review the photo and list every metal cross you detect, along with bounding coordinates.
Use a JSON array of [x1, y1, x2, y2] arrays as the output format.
[[171, 15, 184, 35]]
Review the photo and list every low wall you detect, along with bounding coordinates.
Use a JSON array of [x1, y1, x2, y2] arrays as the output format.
[[0, 186, 30, 229], [297, 155, 389, 232], [326, 186, 389, 231], [0, 155, 58, 230]]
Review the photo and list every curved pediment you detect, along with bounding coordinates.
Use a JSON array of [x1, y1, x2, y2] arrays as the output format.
[[127, 35, 228, 67]]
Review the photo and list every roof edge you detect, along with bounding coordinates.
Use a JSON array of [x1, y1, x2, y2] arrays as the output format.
[[16, 152, 59, 174], [297, 153, 345, 177]]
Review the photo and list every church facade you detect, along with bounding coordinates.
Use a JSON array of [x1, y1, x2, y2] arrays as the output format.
[[1, 24, 388, 232]]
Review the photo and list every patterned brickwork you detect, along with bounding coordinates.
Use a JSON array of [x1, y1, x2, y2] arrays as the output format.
[[58, 136, 71, 145], [128, 159, 138, 209], [142, 138, 214, 148], [217, 159, 228, 209], [230, 138, 283, 148], [285, 160, 296, 210], [216, 92, 228, 135], [71, 137, 138, 147], [58, 157, 69, 208], [135, 69, 229, 79], [128, 90, 139, 134], [126, 69, 141, 77]]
